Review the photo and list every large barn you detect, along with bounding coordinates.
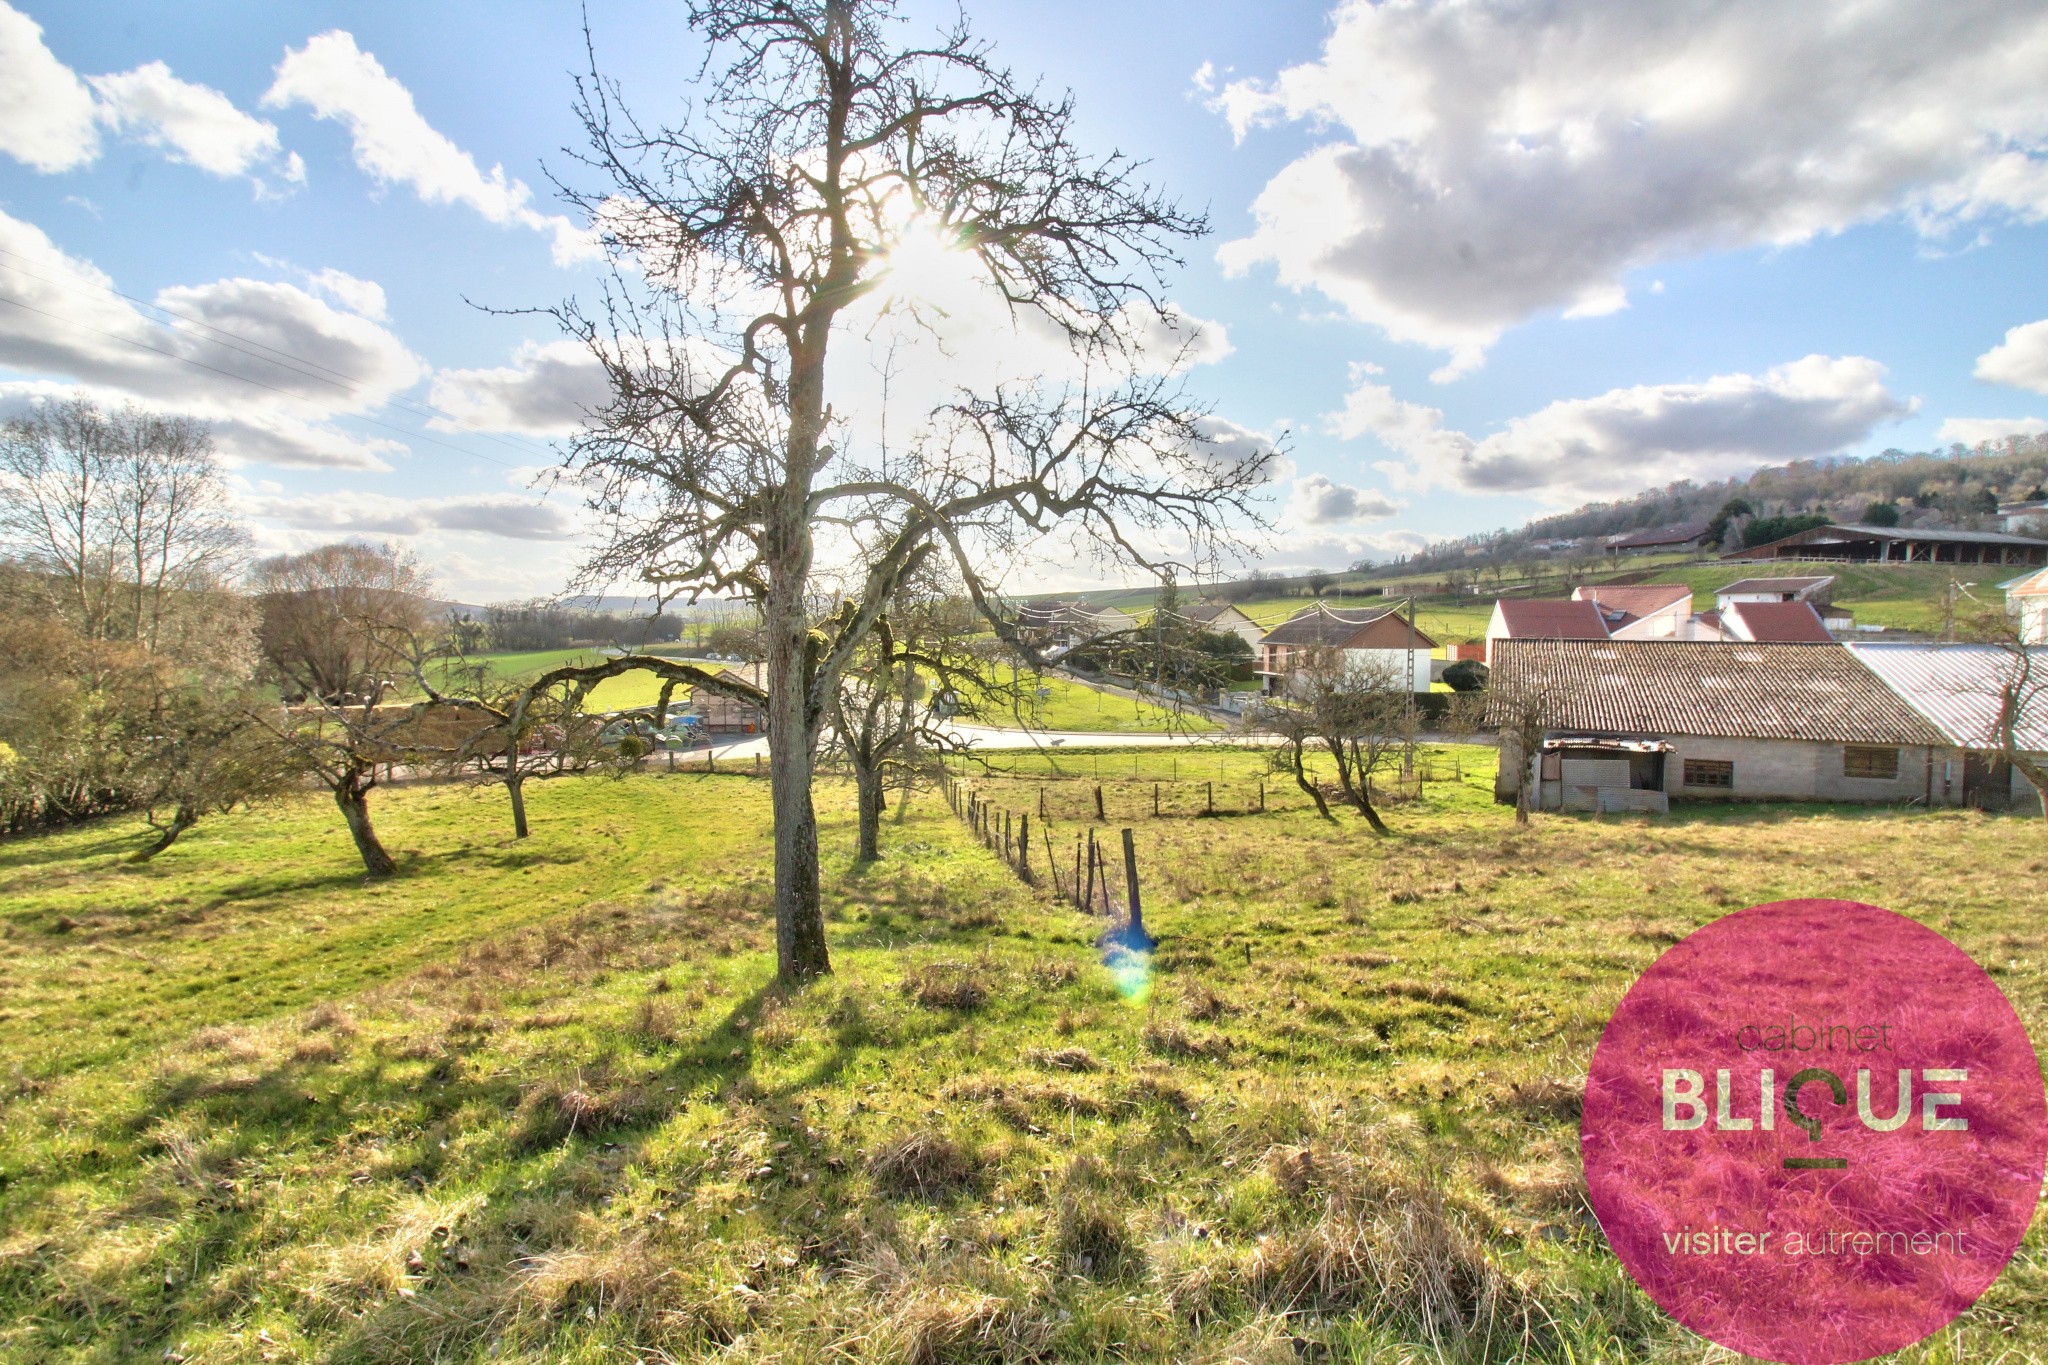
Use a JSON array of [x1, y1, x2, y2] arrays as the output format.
[[1487, 639, 1952, 812]]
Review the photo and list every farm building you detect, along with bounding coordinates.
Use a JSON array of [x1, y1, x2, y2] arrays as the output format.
[[1488, 639, 1952, 812], [1255, 603, 1435, 695], [1604, 520, 1712, 555], [1571, 583, 1695, 639], [1723, 523, 2048, 566], [1848, 642, 2046, 813]]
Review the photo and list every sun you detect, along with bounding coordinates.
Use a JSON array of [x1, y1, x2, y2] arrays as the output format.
[[875, 217, 974, 307]]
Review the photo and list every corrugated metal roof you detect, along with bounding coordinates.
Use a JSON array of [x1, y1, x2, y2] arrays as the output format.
[[1259, 603, 1402, 646], [1485, 639, 1947, 745], [1846, 643, 2048, 751], [1493, 598, 1610, 639]]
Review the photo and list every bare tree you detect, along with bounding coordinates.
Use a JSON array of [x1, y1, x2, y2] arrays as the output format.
[[826, 582, 1002, 861], [252, 543, 434, 704], [0, 398, 248, 661], [1485, 670, 1576, 826], [1244, 648, 1411, 835], [557, 0, 1273, 980], [1956, 602, 2048, 819]]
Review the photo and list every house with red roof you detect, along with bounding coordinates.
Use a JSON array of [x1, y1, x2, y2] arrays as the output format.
[[1571, 582, 1695, 639], [1483, 597, 1608, 664], [1718, 600, 1835, 644]]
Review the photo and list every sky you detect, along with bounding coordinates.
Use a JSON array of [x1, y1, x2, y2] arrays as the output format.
[[4, 0, 2048, 602]]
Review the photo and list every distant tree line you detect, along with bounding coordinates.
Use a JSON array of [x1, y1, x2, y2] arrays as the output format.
[[466, 603, 688, 654]]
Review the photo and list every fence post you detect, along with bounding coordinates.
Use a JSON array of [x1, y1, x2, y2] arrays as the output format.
[[1039, 786, 1047, 820], [1121, 827, 1147, 944], [1153, 782, 1159, 817], [1093, 785, 1105, 821], [1206, 780, 1213, 816], [1019, 812, 1030, 881], [1084, 828, 1098, 912], [1072, 835, 1083, 912], [1258, 778, 1265, 812], [1004, 810, 1012, 862]]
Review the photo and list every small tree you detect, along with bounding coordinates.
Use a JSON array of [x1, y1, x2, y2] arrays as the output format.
[[1244, 647, 1411, 835], [1957, 603, 2048, 819], [129, 690, 295, 860], [1485, 671, 1575, 826], [1305, 569, 1336, 599], [827, 585, 1000, 860], [252, 543, 434, 704]]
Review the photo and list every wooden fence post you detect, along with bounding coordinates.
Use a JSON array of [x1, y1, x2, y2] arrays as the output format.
[[1205, 780, 1213, 816], [1153, 783, 1159, 817], [1093, 785, 1105, 821], [1121, 827, 1147, 943], [1084, 828, 1098, 913], [1072, 835, 1083, 912], [1019, 813, 1030, 881], [1258, 778, 1265, 812], [1039, 787, 1047, 820]]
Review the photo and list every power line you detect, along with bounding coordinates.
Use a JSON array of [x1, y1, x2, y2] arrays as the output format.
[[0, 248, 566, 467]]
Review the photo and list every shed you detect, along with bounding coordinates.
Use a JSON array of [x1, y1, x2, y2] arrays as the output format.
[[1487, 639, 1950, 810], [1722, 523, 2048, 566], [1847, 642, 2046, 812]]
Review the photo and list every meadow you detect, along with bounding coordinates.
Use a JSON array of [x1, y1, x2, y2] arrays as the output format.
[[2, 760, 2045, 1363]]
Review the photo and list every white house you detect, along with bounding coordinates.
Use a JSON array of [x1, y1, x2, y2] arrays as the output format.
[[2005, 568, 2048, 645], [1256, 603, 1435, 695]]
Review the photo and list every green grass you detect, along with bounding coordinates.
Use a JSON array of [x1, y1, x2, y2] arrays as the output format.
[[956, 668, 1219, 733], [422, 649, 721, 714], [2, 767, 2045, 1362]]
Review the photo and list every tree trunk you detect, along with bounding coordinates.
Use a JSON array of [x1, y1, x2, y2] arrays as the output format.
[[334, 771, 398, 877], [507, 773, 530, 839], [1355, 788, 1391, 836], [1290, 744, 1332, 822], [853, 759, 884, 862], [131, 803, 197, 862], [764, 594, 831, 982], [2011, 753, 2048, 824]]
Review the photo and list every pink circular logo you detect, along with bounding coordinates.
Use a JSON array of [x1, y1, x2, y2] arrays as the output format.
[[1582, 899, 2047, 1363]]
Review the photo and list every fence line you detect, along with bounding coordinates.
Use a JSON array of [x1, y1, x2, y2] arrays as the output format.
[[936, 767, 1150, 944]]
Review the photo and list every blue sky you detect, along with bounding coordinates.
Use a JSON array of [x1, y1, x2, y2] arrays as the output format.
[[5, 0, 2048, 599]]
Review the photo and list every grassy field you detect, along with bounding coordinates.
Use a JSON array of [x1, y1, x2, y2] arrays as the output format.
[[422, 650, 724, 714], [3, 760, 2045, 1362], [1634, 561, 2015, 632], [954, 669, 1219, 734]]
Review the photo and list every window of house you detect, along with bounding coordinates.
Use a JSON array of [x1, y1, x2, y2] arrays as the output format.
[[1843, 746, 1900, 780], [1683, 759, 1734, 789]]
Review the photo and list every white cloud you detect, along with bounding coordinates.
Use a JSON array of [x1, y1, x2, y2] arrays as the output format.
[[1338, 355, 1912, 503], [244, 489, 577, 541], [429, 339, 610, 437], [1260, 528, 1430, 572], [0, 5, 293, 185], [1284, 472, 1403, 526], [264, 31, 596, 264], [0, 2, 96, 171], [1935, 416, 2048, 446], [1974, 319, 2048, 393], [1217, 0, 2048, 370], [90, 61, 298, 183], [0, 208, 423, 469]]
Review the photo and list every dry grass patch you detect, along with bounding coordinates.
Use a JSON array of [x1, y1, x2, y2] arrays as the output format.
[[902, 961, 991, 1012], [868, 1131, 980, 1199]]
